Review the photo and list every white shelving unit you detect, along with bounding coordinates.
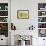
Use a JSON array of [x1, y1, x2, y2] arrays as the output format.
[[38, 3, 46, 37], [38, 10, 46, 11], [0, 2, 9, 45], [0, 3, 8, 22]]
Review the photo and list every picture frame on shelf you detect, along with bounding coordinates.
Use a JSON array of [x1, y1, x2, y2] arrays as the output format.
[[17, 10, 29, 19]]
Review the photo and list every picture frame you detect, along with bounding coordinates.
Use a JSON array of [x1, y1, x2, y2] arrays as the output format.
[[17, 10, 29, 19]]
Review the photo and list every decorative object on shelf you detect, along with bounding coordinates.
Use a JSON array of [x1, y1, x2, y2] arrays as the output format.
[[0, 11, 8, 16], [39, 29, 46, 37], [0, 23, 8, 30], [38, 3, 46, 10], [0, 23, 8, 37], [0, 3, 8, 10], [38, 11, 46, 16], [40, 8, 44, 10], [5, 6, 8, 10], [38, 17, 42, 22], [38, 17, 46, 22], [41, 11, 46, 16], [17, 10, 29, 19], [38, 23, 46, 28], [11, 23, 16, 30], [0, 6, 1, 10], [0, 17, 8, 22], [42, 12, 45, 15], [45, 6, 46, 10], [29, 25, 35, 30]]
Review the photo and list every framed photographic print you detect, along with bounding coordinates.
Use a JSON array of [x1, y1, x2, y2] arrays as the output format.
[[17, 10, 29, 19]]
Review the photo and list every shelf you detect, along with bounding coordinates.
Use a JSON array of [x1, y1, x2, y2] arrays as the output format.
[[0, 22, 8, 23], [0, 10, 8, 11], [38, 22, 46, 23], [38, 10, 46, 11], [38, 15, 46, 17], [38, 37, 46, 38], [38, 28, 46, 29], [0, 16, 8, 17]]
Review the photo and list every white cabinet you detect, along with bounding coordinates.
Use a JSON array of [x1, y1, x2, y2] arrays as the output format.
[[38, 3, 46, 37], [0, 0, 11, 45], [0, 1, 8, 46], [38, 3, 46, 46], [38, 37, 46, 46], [0, 35, 8, 45]]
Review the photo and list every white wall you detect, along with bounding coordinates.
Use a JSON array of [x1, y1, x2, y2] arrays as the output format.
[[11, 0, 46, 30], [11, 0, 46, 46], [0, 0, 46, 46], [11, 0, 38, 30]]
